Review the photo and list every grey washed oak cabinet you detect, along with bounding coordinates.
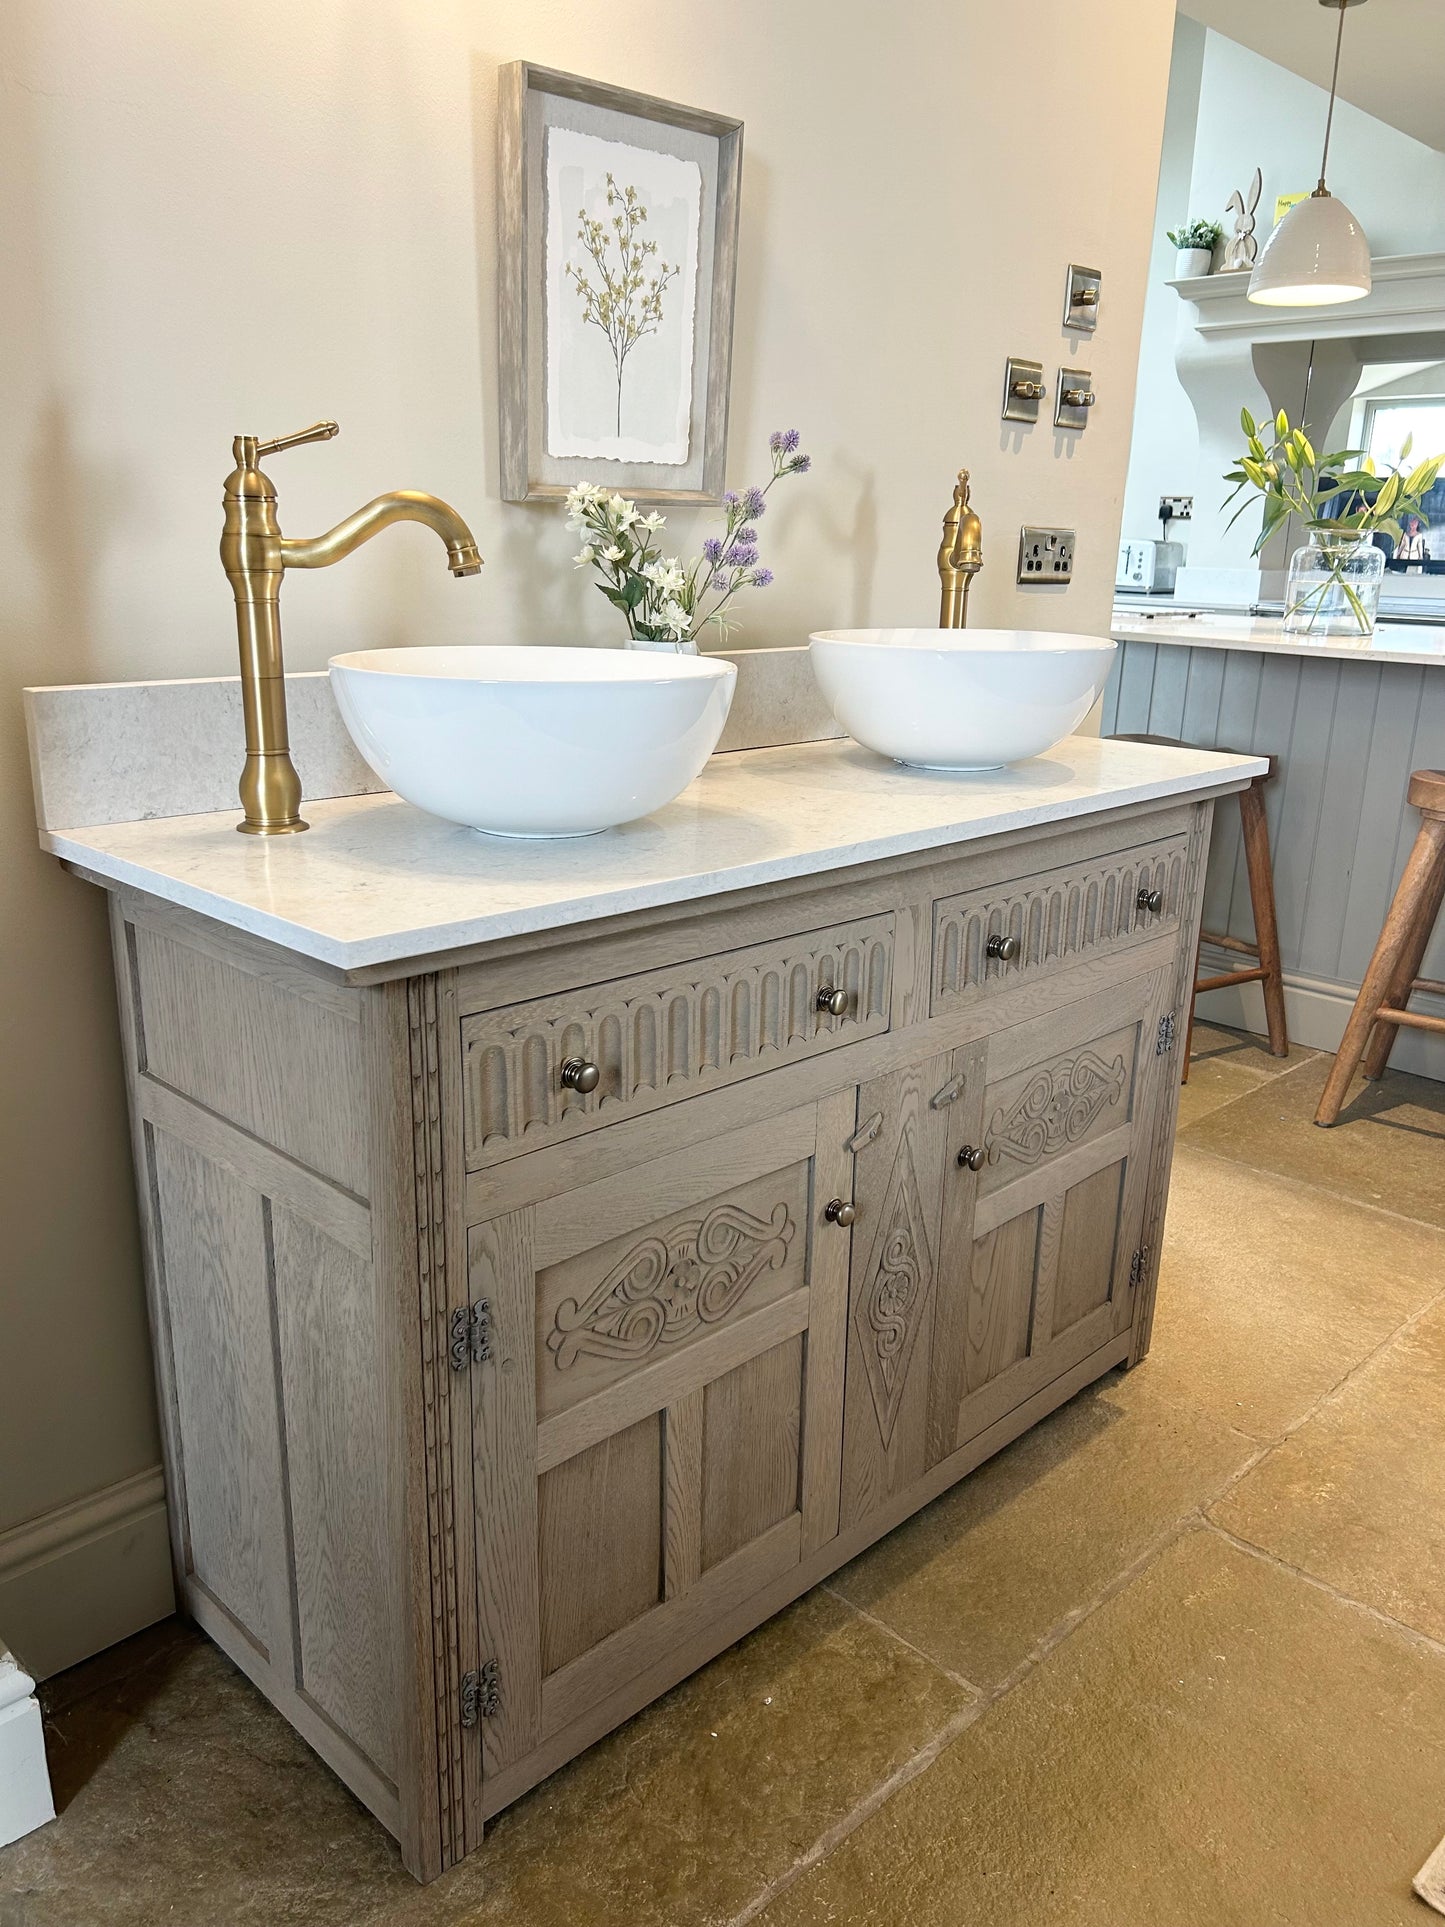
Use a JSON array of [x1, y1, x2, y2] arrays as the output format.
[[104, 792, 1208, 1881]]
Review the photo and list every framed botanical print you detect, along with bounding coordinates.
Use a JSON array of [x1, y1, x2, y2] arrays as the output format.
[[497, 62, 743, 503]]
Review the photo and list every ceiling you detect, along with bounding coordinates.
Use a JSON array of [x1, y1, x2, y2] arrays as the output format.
[[1180, 0, 1445, 151]]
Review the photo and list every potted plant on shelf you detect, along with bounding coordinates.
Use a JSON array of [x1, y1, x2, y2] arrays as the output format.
[[1167, 219, 1222, 277], [565, 431, 811, 652], [1225, 408, 1443, 637]]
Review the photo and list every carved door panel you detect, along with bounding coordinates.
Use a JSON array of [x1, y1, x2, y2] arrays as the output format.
[[838, 1053, 955, 1533], [927, 968, 1174, 1463], [466, 1091, 855, 1784]]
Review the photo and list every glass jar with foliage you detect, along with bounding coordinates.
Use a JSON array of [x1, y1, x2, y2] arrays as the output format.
[[1225, 409, 1442, 637]]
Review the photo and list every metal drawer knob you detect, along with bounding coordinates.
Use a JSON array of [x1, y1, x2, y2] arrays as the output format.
[[986, 933, 1020, 963], [815, 985, 849, 1017], [1137, 886, 1164, 914], [957, 1144, 986, 1173], [824, 1198, 858, 1227], [559, 1057, 600, 1094]]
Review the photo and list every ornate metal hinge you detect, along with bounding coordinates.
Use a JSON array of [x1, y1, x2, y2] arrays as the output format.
[[1156, 1012, 1177, 1056], [460, 1658, 501, 1728], [449, 1299, 492, 1372], [1129, 1247, 1150, 1289]]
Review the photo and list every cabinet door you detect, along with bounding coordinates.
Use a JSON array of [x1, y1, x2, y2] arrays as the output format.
[[838, 1053, 954, 1532], [927, 968, 1173, 1463], [466, 1092, 854, 1782]]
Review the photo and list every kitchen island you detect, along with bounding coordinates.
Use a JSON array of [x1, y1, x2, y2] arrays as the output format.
[[1107, 603, 1445, 1080], [27, 682, 1259, 1881]]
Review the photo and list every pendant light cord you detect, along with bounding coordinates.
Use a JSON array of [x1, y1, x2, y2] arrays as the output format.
[[1317, 0, 1349, 191]]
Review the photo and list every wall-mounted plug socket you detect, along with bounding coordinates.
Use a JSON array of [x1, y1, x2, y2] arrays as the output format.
[[1017, 526, 1075, 584], [1159, 495, 1193, 522]]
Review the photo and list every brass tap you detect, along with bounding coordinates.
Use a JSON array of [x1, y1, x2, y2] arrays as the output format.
[[220, 421, 483, 835], [937, 469, 983, 628]]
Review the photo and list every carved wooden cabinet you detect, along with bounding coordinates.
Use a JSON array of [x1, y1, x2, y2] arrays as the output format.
[[103, 794, 1214, 1881]]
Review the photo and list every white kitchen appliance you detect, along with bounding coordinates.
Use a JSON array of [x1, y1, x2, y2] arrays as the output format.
[[1116, 538, 1184, 594]]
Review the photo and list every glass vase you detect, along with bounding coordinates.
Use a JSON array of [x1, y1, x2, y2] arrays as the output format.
[[1283, 530, 1385, 639]]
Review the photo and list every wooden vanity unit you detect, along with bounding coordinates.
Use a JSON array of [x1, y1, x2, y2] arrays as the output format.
[[27, 682, 1259, 1882]]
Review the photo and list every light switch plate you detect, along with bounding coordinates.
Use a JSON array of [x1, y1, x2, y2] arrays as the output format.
[[1064, 264, 1101, 332], [1002, 356, 1046, 424], [1054, 369, 1095, 431], [1018, 526, 1076, 584]]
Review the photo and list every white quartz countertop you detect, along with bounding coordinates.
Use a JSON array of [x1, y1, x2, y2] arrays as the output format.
[[1112, 604, 1445, 668], [43, 735, 1263, 974]]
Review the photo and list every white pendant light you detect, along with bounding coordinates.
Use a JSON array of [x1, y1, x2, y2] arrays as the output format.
[[1249, 0, 1372, 306]]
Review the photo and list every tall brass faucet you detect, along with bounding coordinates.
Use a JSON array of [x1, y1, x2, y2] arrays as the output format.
[[220, 420, 483, 835], [937, 469, 983, 628]]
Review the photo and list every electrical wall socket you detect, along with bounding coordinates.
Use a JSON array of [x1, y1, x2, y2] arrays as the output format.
[[1159, 495, 1193, 522], [1017, 526, 1075, 584]]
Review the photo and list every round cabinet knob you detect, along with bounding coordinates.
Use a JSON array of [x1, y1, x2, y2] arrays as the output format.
[[815, 985, 849, 1017], [824, 1198, 858, 1228], [559, 1057, 600, 1095], [1137, 886, 1164, 915], [986, 933, 1020, 963], [957, 1144, 986, 1173]]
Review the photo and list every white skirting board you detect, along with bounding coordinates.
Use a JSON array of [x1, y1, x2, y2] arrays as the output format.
[[0, 1468, 174, 1681], [1195, 950, 1445, 1084], [0, 1647, 54, 1848]]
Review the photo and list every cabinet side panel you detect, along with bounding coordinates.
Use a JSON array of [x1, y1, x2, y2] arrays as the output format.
[[149, 1129, 282, 1650], [271, 1205, 397, 1778], [133, 920, 368, 1196]]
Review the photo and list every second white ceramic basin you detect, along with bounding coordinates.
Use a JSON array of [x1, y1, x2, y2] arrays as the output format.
[[808, 628, 1118, 770], [329, 646, 736, 836]]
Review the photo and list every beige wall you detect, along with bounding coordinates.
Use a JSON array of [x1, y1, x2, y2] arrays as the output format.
[[0, 0, 1176, 1661]]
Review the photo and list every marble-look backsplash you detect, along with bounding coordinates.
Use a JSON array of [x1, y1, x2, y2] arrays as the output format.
[[25, 647, 842, 833]]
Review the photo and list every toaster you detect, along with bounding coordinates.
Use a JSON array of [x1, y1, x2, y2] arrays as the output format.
[[1116, 538, 1183, 594]]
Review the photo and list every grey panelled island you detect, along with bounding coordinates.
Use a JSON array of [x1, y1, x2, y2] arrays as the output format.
[[27, 696, 1259, 1881], [1107, 605, 1445, 1082]]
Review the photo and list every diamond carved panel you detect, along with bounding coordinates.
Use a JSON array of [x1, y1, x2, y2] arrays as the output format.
[[854, 1125, 935, 1447], [986, 1047, 1128, 1169]]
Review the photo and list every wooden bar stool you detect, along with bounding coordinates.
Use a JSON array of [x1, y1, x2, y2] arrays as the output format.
[[1112, 734, 1288, 1080], [1316, 769, 1445, 1126]]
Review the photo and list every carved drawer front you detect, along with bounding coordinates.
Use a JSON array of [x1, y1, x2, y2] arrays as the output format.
[[461, 915, 893, 1169], [465, 1095, 855, 1782], [930, 834, 1187, 1013]]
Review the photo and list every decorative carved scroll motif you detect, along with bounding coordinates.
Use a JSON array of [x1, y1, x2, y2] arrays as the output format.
[[548, 1202, 795, 1370], [855, 1129, 935, 1446], [986, 1048, 1127, 1168]]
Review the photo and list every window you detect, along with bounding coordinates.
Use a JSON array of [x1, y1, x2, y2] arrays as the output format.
[[1362, 400, 1445, 472]]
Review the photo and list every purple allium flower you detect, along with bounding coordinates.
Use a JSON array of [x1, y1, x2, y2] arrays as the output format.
[[751, 567, 775, 588], [735, 526, 758, 545], [742, 486, 767, 519], [724, 543, 759, 569], [702, 536, 723, 565], [788, 453, 812, 474], [722, 489, 740, 509]]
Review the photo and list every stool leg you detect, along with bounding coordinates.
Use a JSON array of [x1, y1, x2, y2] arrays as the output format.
[[1316, 816, 1445, 1125], [1181, 924, 1202, 1087], [1237, 776, 1288, 1057], [1361, 839, 1445, 1080]]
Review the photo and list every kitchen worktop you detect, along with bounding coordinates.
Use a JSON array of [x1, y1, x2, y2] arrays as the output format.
[[1111, 602, 1445, 668], [42, 733, 1263, 973]]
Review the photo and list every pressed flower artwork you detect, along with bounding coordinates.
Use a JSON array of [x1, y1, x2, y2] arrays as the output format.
[[545, 127, 701, 466], [499, 63, 742, 502]]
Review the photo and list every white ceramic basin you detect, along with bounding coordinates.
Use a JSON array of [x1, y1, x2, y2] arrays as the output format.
[[329, 646, 736, 836], [808, 628, 1118, 770]]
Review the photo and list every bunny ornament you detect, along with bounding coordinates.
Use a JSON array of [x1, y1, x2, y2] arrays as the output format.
[[1221, 168, 1263, 271]]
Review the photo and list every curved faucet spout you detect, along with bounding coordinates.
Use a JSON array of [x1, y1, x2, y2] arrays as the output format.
[[280, 491, 484, 576]]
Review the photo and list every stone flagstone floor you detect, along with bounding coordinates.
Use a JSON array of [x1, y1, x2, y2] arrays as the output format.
[[3, 1022, 1444, 1927]]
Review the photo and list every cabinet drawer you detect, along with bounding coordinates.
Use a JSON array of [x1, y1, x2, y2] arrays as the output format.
[[931, 834, 1187, 1014], [462, 914, 893, 1169]]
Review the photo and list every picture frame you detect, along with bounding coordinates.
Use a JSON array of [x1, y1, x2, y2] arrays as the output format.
[[497, 62, 743, 504]]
